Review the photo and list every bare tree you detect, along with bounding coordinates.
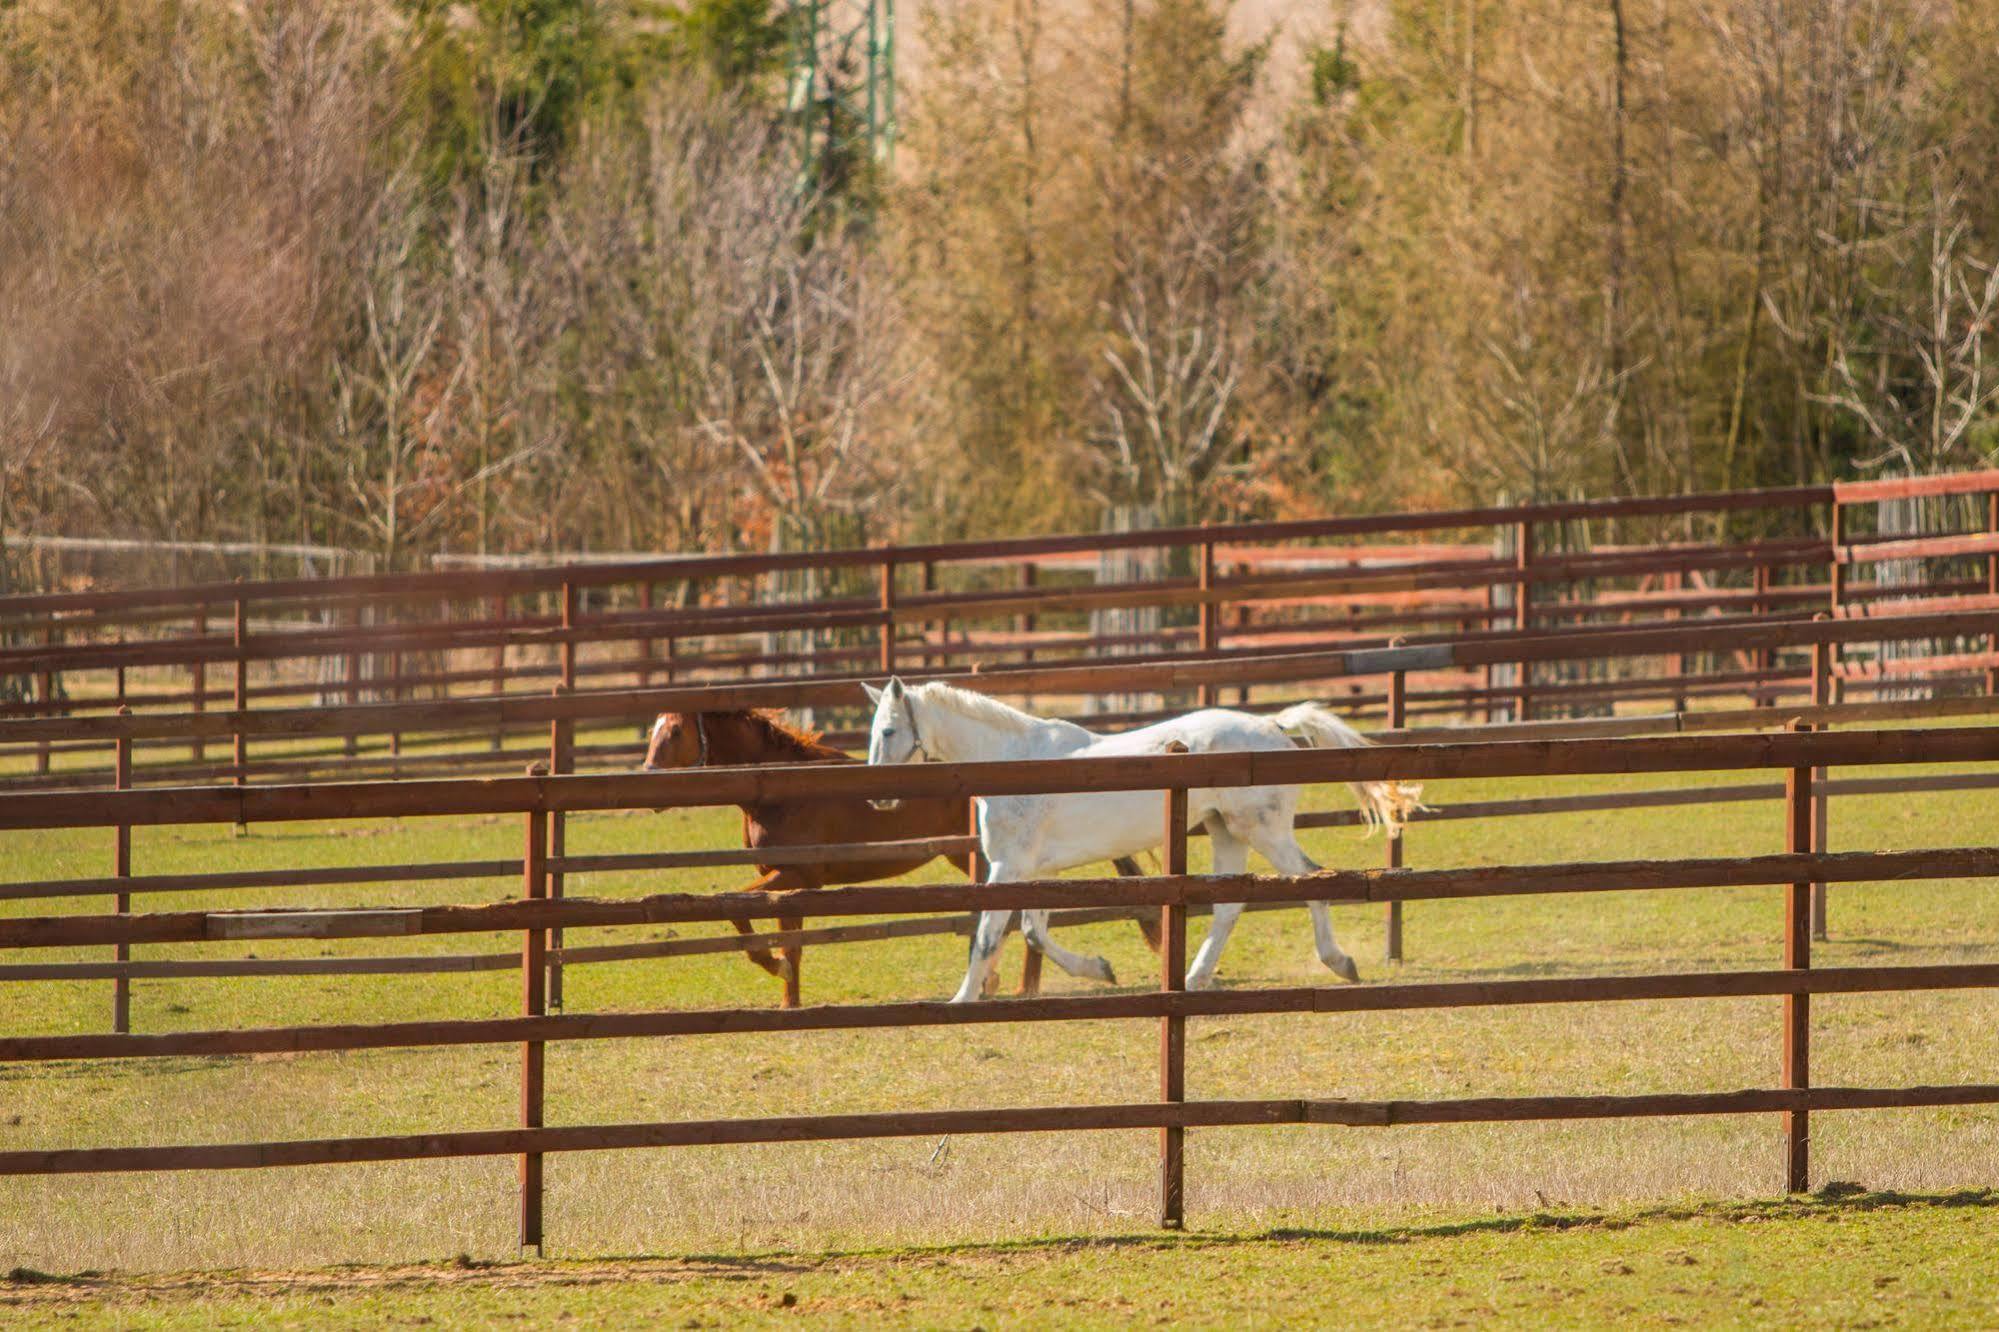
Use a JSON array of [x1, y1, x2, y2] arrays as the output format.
[[331, 169, 455, 570]]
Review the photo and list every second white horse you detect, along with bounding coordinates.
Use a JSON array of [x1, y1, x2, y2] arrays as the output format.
[[863, 679, 1423, 1001]]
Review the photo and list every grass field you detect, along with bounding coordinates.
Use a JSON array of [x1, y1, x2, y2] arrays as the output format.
[[4, 1190, 1996, 1328], [2, 730, 1997, 1281]]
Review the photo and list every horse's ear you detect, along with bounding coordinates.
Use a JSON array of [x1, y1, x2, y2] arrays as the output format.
[[887, 676, 906, 696], [862, 683, 885, 704]]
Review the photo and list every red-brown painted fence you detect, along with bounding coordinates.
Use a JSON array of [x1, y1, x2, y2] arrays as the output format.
[[2, 724, 1995, 1250]]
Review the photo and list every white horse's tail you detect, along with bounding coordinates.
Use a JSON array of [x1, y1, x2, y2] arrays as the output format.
[[1271, 702, 1426, 837]]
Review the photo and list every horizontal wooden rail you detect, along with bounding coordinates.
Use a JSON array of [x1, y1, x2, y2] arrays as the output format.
[[0, 476, 1878, 619], [4, 604, 1996, 756], [4, 1085, 1996, 1177], [4, 963, 1995, 1061], [6, 844, 1994, 951], [5, 469, 1992, 647], [2, 722, 1995, 832]]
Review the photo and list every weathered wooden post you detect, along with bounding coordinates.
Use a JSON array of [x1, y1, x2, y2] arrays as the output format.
[[34, 623, 55, 775], [547, 686, 572, 1012], [1384, 669, 1407, 963], [489, 592, 508, 751], [1829, 499, 1848, 620], [1513, 520, 1534, 722], [559, 581, 578, 693], [637, 582, 655, 694], [192, 603, 209, 765], [1197, 540, 1219, 708], [1159, 784, 1189, 1229], [113, 710, 132, 1034], [1666, 569, 1688, 712], [1018, 561, 1038, 707], [1233, 573, 1252, 705], [232, 595, 248, 833], [1987, 492, 1997, 696], [1783, 719, 1813, 1194], [878, 551, 897, 675], [343, 603, 361, 759], [519, 766, 548, 1252], [1752, 562, 1773, 706], [1810, 634, 1831, 940]]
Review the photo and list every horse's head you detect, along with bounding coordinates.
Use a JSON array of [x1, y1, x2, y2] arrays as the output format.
[[642, 712, 706, 773], [862, 677, 920, 808]]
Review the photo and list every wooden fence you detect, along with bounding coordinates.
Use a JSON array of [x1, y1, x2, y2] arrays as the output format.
[[2, 724, 1996, 1246], [5, 594, 1999, 794], [5, 609, 1999, 1029], [5, 471, 1996, 758]]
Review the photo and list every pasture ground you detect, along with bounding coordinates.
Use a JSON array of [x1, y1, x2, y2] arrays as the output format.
[[3, 720, 1997, 1281], [4, 1189, 1996, 1328]]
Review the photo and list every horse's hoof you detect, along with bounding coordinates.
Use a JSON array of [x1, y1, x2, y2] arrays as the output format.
[[1185, 970, 1214, 991], [1095, 959, 1118, 986], [1330, 955, 1361, 983]]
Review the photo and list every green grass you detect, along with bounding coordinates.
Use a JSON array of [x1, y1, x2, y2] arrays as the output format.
[[3, 1191, 1996, 1328], [2, 731, 1996, 1276]]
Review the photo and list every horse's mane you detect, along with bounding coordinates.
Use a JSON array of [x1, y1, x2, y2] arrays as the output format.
[[735, 709, 844, 761], [913, 682, 1088, 739]]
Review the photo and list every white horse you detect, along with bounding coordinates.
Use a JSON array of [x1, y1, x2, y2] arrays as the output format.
[[862, 679, 1423, 1002]]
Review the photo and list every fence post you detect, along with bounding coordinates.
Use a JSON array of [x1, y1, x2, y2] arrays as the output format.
[[1481, 580, 1496, 724], [1829, 498, 1847, 620], [1018, 562, 1037, 707], [113, 711, 132, 1034], [560, 581, 578, 692], [1198, 540, 1219, 708], [489, 593, 507, 751], [519, 770, 548, 1252], [1513, 520, 1534, 723], [1384, 670, 1406, 962], [343, 603, 361, 758], [547, 688, 571, 1012], [33, 623, 55, 775], [878, 552, 897, 675], [189, 604, 208, 766], [232, 596, 248, 832], [1233, 578, 1252, 706], [388, 640, 403, 760], [1810, 634, 1831, 940], [1783, 719, 1813, 1194], [1667, 569, 1688, 712], [1159, 784, 1189, 1230], [1986, 492, 1997, 696], [637, 582, 655, 695], [1752, 562, 1773, 706]]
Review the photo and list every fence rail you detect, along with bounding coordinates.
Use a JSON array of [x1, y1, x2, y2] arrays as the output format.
[[3, 722, 1996, 1244], [6, 600, 1998, 797], [8, 470, 1997, 789]]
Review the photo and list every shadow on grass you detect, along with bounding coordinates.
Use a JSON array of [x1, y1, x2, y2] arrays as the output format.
[[659, 1184, 1999, 1267], [5, 1188, 1996, 1299]]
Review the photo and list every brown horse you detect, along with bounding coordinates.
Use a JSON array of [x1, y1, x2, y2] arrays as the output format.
[[643, 709, 1152, 1006]]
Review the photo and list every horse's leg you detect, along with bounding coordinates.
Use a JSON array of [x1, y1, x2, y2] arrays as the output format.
[[778, 914, 803, 1008], [955, 905, 1018, 1004], [1022, 854, 1148, 992], [1241, 807, 1360, 983], [740, 868, 811, 1001], [731, 917, 785, 979], [1111, 855, 1162, 955], [1020, 909, 1117, 985], [1187, 817, 1249, 990]]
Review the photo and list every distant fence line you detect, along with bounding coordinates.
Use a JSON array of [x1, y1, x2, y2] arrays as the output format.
[[0, 471, 1992, 762]]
